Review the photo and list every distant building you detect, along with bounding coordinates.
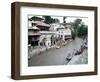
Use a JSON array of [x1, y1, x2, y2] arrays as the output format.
[[50, 23, 60, 31], [50, 23, 72, 41], [64, 22, 74, 31]]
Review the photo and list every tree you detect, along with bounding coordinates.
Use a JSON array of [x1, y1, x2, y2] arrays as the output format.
[[63, 17, 66, 23], [73, 19, 82, 36], [77, 24, 88, 37], [55, 19, 60, 23], [43, 16, 52, 24], [73, 18, 88, 38], [73, 19, 82, 29], [43, 16, 59, 24]]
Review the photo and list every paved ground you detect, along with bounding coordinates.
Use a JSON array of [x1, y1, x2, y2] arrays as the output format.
[[28, 37, 88, 66]]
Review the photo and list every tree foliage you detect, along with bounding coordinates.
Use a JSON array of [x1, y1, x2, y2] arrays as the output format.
[[43, 16, 59, 24], [73, 19, 82, 29], [77, 24, 88, 37], [63, 17, 66, 23], [73, 18, 88, 38]]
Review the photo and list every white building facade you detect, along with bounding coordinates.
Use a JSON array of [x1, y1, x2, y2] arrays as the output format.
[[39, 31, 57, 48], [50, 23, 72, 41]]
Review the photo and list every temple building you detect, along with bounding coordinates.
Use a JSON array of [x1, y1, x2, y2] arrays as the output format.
[[28, 16, 55, 48], [29, 16, 50, 31], [28, 25, 40, 47]]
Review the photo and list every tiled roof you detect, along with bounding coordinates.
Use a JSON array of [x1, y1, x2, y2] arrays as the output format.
[[32, 21, 50, 27]]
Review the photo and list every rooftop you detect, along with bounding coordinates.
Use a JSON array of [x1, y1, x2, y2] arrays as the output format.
[[32, 21, 50, 27]]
